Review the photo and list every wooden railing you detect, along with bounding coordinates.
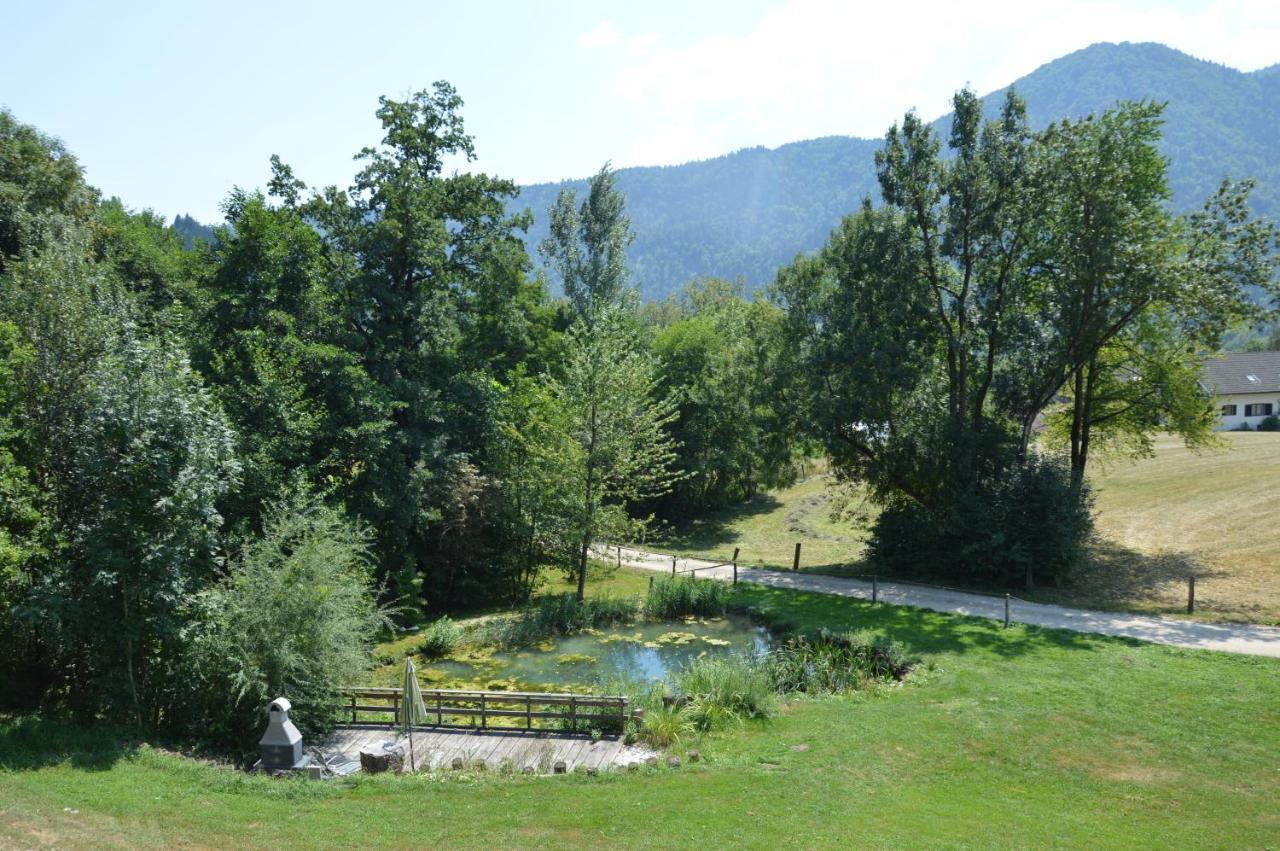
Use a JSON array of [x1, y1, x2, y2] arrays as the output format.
[[338, 687, 637, 732]]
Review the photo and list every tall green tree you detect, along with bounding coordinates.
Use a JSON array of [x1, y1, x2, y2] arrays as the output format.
[[2, 227, 238, 725], [650, 279, 801, 513], [539, 165, 682, 599], [777, 91, 1277, 587], [267, 83, 549, 610]]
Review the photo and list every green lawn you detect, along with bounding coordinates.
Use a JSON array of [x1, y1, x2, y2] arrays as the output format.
[[3, 584, 1277, 849], [648, 433, 1280, 623]]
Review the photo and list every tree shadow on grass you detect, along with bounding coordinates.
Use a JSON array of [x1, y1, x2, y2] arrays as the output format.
[[0, 716, 138, 772], [734, 584, 1130, 660], [646, 493, 785, 553], [1023, 538, 1248, 618]]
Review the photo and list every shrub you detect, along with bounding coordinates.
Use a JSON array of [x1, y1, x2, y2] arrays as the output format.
[[418, 617, 461, 658], [672, 653, 777, 728], [637, 702, 693, 748], [644, 575, 730, 619], [762, 630, 913, 694], [177, 495, 387, 759], [1258, 415, 1280, 432], [868, 454, 1093, 588]]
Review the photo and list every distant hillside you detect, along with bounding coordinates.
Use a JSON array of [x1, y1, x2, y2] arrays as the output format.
[[516, 42, 1280, 300], [172, 213, 215, 249]]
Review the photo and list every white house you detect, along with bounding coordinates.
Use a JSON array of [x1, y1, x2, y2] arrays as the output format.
[[1202, 351, 1280, 430]]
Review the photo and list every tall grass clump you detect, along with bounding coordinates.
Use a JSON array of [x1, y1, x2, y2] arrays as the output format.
[[418, 616, 461, 657], [644, 575, 730, 618], [475, 593, 638, 648], [673, 653, 777, 729]]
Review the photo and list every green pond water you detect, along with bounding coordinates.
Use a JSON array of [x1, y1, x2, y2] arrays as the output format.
[[422, 614, 772, 691]]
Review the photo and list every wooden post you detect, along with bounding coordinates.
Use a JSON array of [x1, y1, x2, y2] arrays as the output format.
[[872, 575, 878, 603], [1187, 575, 1196, 614], [350, 692, 357, 724], [1004, 593, 1011, 628], [526, 695, 532, 730], [436, 691, 442, 727], [392, 690, 400, 726], [732, 547, 739, 585], [480, 693, 487, 729], [648, 575, 654, 590], [569, 696, 577, 731], [672, 556, 677, 576], [793, 542, 801, 572]]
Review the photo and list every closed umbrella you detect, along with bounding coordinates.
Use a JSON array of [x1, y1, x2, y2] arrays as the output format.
[[401, 656, 429, 771]]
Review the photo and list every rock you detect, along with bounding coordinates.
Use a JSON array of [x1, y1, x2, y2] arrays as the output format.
[[627, 761, 640, 772], [470, 759, 487, 771], [586, 766, 599, 776], [521, 764, 535, 775], [359, 750, 404, 775], [790, 744, 810, 753], [644, 755, 658, 766], [666, 755, 682, 768], [687, 749, 701, 763], [450, 756, 465, 770], [553, 760, 567, 774]]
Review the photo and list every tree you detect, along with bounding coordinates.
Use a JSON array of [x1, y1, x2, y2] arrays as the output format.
[[182, 493, 386, 756], [540, 162, 633, 324], [0, 109, 97, 276], [538, 165, 683, 599], [250, 83, 549, 611], [552, 307, 683, 599], [650, 279, 802, 513], [776, 90, 1277, 587]]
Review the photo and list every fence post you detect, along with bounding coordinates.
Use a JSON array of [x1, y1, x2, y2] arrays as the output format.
[[1187, 575, 1196, 614], [1004, 593, 1011, 628], [793, 542, 801, 572], [672, 556, 677, 576], [732, 547, 740, 585], [872, 575, 878, 604], [617, 545, 622, 569]]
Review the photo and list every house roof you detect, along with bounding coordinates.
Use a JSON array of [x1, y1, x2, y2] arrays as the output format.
[[1202, 351, 1280, 395]]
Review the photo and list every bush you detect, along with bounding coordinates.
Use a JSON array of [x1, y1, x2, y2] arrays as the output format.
[[644, 575, 730, 619], [418, 617, 461, 658], [868, 454, 1093, 588], [1258, 415, 1280, 432], [473, 593, 638, 648], [672, 653, 777, 729], [762, 630, 913, 694], [177, 495, 387, 759]]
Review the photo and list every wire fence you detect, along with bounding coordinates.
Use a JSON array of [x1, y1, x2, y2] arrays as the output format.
[[608, 540, 1206, 624]]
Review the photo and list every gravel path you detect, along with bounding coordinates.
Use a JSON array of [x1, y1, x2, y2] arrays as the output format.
[[601, 545, 1280, 658]]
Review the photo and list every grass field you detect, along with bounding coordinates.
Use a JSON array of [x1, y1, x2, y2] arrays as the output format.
[[3, 579, 1277, 848], [648, 433, 1280, 623]]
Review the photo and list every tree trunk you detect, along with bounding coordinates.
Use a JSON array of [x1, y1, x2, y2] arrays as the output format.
[[576, 536, 588, 602]]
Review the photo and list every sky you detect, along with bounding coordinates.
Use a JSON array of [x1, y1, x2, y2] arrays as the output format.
[[3, 0, 1278, 223]]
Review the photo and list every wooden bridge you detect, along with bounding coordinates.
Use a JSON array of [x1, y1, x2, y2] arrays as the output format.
[[324, 686, 644, 774]]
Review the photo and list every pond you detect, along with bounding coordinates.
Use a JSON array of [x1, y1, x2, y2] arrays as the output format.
[[420, 614, 772, 692]]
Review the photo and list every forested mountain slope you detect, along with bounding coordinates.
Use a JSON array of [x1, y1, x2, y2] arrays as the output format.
[[516, 42, 1280, 299]]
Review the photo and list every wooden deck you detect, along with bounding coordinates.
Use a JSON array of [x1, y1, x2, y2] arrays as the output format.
[[325, 725, 629, 774]]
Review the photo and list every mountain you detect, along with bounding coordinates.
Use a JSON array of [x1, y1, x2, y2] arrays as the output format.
[[172, 213, 215, 249], [515, 42, 1280, 300]]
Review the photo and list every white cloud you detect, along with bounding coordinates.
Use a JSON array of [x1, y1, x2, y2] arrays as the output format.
[[577, 20, 621, 48], [599, 0, 1280, 170]]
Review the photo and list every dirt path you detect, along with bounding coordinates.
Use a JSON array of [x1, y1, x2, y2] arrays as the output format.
[[601, 545, 1280, 658]]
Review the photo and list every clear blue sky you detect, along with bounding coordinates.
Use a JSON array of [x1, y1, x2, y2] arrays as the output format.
[[3, 0, 1276, 223]]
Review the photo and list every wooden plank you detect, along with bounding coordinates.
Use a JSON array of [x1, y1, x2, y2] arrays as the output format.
[[559, 736, 590, 770]]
